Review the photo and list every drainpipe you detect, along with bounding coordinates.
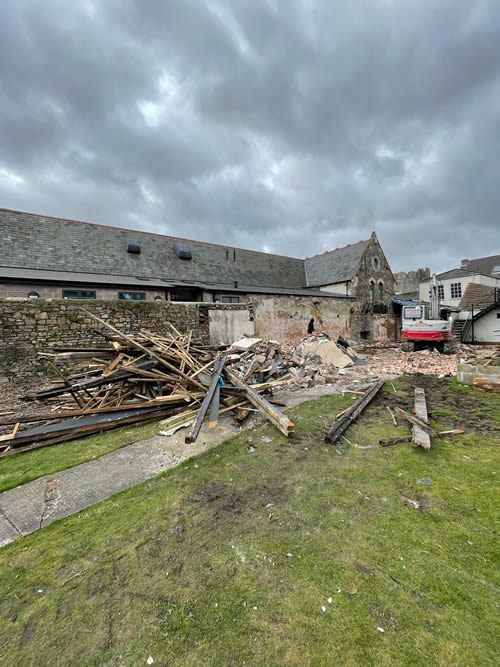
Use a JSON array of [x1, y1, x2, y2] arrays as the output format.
[[471, 304, 474, 343]]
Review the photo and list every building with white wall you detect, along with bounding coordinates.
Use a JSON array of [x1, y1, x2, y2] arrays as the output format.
[[419, 256, 500, 308]]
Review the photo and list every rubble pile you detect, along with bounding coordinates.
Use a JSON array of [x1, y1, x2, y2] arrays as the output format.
[[228, 333, 357, 390], [348, 344, 481, 380], [228, 335, 488, 391]]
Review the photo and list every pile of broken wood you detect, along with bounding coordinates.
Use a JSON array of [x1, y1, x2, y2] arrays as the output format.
[[0, 310, 294, 457]]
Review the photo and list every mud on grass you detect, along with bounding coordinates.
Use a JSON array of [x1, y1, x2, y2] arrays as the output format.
[[0, 380, 498, 666]]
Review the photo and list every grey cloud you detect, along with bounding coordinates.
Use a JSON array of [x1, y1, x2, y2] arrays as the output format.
[[0, 0, 499, 272]]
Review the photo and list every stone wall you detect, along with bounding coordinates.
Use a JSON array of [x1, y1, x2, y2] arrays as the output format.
[[0, 299, 213, 378], [351, 234, 395, 304], [394, 268, 430, 295], [251, 294, 396, 344]]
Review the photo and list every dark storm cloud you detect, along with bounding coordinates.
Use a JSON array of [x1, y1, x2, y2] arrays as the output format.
[[0, 0, 499, 272]]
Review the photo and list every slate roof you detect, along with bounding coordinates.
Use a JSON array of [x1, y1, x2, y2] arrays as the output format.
[[0, 208, 306, 290], [459, 283, 498, 310], [420, 268, 478, 282], [463, 255, 500, 276], [304, 239, 370, 287]]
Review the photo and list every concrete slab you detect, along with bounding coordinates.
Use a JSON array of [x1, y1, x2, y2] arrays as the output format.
[[0, 437, 177, 547]]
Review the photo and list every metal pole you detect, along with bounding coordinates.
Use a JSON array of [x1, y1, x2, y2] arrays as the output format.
[[471, 304, 474, 343]]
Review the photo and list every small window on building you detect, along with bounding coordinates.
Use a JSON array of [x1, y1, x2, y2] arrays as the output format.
[[360, 330, 369, 340], [369, 280, 375, 301], [118, 292, 145, 301], [438, 285, 444, 299], [378, 281, 383, 300], [497, 312, 500, 319], [126, 239, 141, 254], [221, 296, 240, 303], [372, 257, 380, 271], [28, 291, 39, 299], [174, 242, 192, 260], [450, 282, 462, 299], [154, 296, 162, 302], [62, 290, 96, 299]]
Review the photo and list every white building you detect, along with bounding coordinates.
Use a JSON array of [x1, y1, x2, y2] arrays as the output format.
[[419, 256, 500, 308]]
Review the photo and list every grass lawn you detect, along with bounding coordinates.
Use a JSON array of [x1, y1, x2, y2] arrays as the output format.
[[0, 376, 498, 666], [0, 418, 165, 493]]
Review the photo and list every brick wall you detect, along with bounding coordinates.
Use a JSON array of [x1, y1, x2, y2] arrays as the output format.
[[0, 299, 211, 378]]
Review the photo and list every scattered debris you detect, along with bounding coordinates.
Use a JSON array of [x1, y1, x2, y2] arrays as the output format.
[[472, 377, 500, 393], [417, 477, 432, 486]]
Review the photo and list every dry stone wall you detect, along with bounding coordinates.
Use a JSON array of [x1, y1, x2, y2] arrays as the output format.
[[0, 299, 212, 378]]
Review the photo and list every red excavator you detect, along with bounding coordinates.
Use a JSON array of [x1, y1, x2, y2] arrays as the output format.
[[401, 274, 457, 354]]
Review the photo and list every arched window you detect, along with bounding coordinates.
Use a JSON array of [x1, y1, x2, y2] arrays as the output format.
[[28, 291, 40, 299], [378, 281, 384, 300], [369, 280, 375, 301]]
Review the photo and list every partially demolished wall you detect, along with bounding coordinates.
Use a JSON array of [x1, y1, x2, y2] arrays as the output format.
[[251, 295, 396, 344]]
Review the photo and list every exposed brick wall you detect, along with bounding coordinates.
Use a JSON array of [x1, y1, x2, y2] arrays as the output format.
[[252, 294, 396, 344], [0, 299, 212, 378], [252, 295, 352, 343]]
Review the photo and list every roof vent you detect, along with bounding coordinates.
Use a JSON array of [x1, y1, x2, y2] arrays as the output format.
[[233, 280, 238, 288], [127, 239, 141, 254], [174, 242, 192, 260]]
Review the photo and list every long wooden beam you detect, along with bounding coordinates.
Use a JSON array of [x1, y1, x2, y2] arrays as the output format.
[[393, 407, 437, 439], [325, 380, 384, 444], [224, 369, 295, 437], [185, 356, 226, 443]]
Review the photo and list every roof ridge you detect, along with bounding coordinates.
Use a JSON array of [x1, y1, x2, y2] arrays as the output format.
[[304, 237, 369, 261]]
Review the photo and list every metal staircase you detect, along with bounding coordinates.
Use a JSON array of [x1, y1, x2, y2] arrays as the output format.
[[459, 288, 499, 342]]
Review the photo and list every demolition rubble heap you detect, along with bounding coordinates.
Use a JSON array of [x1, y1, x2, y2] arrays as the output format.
[[0, 312, 296, 456], [0, 323, 488, 456]]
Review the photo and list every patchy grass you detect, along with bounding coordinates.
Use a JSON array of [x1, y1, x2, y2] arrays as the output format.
[[0, 378, 498, 666], [0, 418, 165, 493]]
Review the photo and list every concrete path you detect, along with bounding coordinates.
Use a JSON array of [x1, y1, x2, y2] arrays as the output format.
[[0, 437, 180, 547], [0, 384, 341, 548]]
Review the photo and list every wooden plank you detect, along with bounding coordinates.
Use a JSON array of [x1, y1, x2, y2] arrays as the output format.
[[379, 429, 464, 447], [185, 357, 226, 443], [386, 405, 398, 426], [207, 383, 220, 429], [412, 387, 431, 450], [80, 308, 206, 391], [224, 369, 295, 437], [393, 407, 437, 439], [325, 380, 384, 444]]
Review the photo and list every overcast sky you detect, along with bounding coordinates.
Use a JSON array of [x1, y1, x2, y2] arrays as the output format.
[[1, 1, 499, 273]]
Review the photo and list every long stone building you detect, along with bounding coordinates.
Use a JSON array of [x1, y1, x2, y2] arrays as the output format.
[[0, 207, 396, 343]]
